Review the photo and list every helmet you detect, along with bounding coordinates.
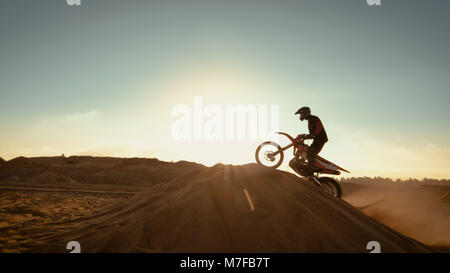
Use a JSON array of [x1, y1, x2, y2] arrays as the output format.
[[295, 106, 311, 121]]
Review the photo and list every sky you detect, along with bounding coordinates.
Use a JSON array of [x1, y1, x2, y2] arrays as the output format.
[[0, 0, 449, 178]]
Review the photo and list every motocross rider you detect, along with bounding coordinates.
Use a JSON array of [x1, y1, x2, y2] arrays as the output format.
[[289, 106, 328, 176]]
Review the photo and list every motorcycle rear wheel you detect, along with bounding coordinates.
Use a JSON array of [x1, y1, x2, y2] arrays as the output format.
[[317, 177, 342, 198], [255, 141, 284, 169]]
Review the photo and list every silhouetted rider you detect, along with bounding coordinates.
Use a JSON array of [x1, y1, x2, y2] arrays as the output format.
[[290, 106, 328, 175]]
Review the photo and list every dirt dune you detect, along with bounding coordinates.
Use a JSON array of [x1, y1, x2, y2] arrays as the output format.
[[342, 183, 450, 251], [0, 156, 203, 188], [0, 157, 435, 252]]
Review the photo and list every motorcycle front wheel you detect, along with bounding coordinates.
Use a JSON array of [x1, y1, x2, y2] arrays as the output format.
[[255, 141, 284, 169]]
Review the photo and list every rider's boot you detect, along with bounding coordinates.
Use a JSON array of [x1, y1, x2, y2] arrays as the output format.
[[304, 164, 316, 177]]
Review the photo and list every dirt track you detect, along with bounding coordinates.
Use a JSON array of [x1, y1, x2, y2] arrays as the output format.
[[0, 156, 442, 252]]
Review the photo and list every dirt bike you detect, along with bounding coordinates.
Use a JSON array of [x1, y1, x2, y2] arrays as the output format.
[[255, 132, 350, 198]]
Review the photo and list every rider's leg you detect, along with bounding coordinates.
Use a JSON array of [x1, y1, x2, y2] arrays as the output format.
[[306, 140, 325, 172]]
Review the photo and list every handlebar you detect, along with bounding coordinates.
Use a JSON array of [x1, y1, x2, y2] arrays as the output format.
[[295, 134, 310, 145]]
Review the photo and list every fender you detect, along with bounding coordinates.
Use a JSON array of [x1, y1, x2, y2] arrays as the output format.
[[276, 132, 297, 144]]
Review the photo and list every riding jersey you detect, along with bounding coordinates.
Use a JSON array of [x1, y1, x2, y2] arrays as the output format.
[[305, 115, 328, 143]]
